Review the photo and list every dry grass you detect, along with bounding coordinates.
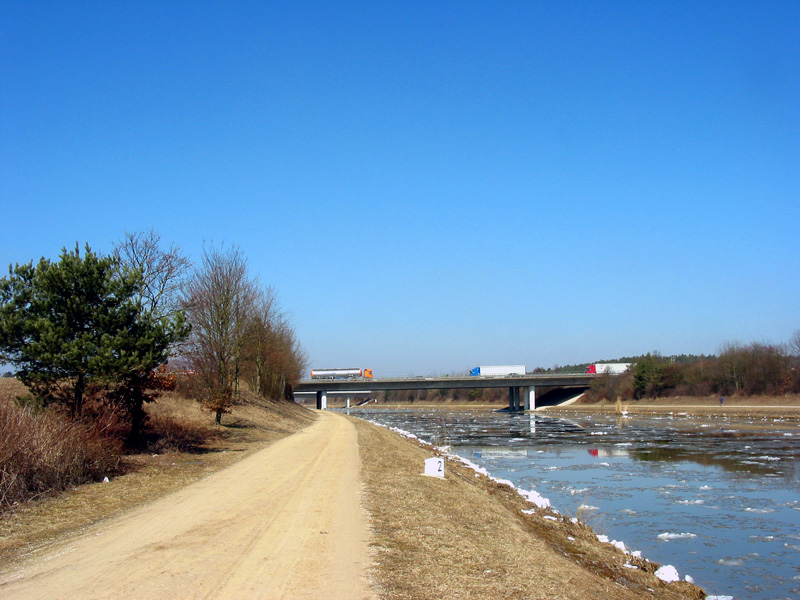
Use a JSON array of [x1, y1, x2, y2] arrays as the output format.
[[352, 417, 704, 600], [0, 377, 27, 403], [0, 387, 315, 570]]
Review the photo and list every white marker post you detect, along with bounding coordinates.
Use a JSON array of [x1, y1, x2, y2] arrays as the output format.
[[424, 457, 445, 478]]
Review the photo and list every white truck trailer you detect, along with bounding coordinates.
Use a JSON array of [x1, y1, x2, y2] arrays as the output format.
[[469, 365, 526, 377], [586, 363, 632, 375]]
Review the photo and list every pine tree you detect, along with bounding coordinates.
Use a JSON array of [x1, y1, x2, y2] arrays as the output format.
[[0, 244, 189, 440]]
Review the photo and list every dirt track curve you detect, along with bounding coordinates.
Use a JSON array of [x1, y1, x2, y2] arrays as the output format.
[[0, 411, 375, 600]]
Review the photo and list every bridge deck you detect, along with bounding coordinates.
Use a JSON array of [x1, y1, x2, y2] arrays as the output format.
[[295, 373, 594, 393]]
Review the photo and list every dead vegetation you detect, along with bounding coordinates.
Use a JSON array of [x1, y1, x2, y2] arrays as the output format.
[[0, 399, 122, 507], [352, 417, 705, 600]]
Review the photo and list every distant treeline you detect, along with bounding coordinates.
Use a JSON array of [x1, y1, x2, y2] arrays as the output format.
[[536, 354, 716, 374], [586, 338, 800, 401]]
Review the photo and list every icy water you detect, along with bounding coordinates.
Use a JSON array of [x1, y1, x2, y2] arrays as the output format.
[[345, 408, 800, 600]]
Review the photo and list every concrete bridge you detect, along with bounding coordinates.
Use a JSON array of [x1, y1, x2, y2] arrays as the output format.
[[293, 373, 594, 411]]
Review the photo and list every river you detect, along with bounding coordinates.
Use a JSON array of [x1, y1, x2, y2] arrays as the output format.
[[344, 408, 800, 600]]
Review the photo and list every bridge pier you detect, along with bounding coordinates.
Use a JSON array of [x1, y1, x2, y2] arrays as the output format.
[[508, 386, 537, 411], [524, 385, 536, 410], [316, 390, 328, 410]]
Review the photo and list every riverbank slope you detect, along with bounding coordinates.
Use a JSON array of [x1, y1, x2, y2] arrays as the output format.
[[355, 416, 705, 599]]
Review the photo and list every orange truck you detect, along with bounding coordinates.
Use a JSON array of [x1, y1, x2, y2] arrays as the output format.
[[310, 368, 373, 379]]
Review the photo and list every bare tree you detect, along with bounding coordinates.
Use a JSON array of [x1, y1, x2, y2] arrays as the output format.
[[790, 329, 800, 358], [715, 341, 746, 394], [114, 230, 192, 321], [182, 245, 258, 424], [259, 314, 307, 400], [241, 288, 307, 400], [241, 287, 279, 397]]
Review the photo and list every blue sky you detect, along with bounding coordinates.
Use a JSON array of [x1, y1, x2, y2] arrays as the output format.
[[2, 1, 798, 376]]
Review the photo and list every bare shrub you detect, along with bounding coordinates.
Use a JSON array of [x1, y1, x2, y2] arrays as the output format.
[[586, 372, 634, 402], [0, 402, 122, 509]]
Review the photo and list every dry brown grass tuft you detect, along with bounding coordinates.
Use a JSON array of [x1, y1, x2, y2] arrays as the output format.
[[353, 417, 705, 600], [0, 377, 26, 403]]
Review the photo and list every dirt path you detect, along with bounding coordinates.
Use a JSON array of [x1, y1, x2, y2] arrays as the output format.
[[0, 411, 375, 600]]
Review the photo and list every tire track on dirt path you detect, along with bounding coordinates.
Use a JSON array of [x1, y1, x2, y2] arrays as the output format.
[[0, 411, 375, 600]]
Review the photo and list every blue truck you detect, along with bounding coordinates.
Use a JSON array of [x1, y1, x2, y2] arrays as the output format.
[[469, 365, 526, 377]]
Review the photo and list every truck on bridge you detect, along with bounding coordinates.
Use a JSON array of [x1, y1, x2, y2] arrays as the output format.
[[310, 368, 373, 379], [585, 363, 632, 375], [469, 365, 526, 377]]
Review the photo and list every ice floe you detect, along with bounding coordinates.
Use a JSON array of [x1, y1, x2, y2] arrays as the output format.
[[716, 557, 745, 566], [658, 532, 697, 541]]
